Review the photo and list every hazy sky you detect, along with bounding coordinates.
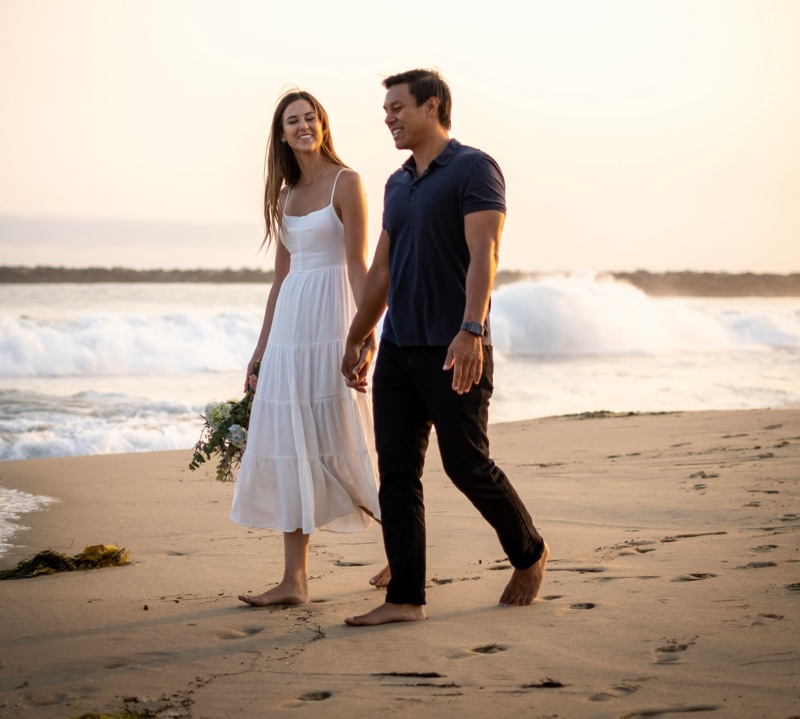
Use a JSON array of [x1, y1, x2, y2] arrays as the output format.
[[1, 0, 799, 272]]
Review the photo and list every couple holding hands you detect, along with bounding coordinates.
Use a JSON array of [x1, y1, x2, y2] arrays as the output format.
[[229, 68, 548, 626]]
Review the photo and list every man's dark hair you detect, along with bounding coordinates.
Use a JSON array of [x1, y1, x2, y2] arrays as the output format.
[[383, 68, 452, 130]]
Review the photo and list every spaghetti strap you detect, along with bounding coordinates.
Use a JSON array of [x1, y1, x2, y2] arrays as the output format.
[[329, 168, 346, 204], [283, 184, 293, 215]]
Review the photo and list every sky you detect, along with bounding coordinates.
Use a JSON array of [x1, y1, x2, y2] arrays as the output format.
[[1, 0, 799, 273]]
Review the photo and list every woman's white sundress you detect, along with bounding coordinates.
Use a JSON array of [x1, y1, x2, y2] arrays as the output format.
[[230, 170, 380, 534]]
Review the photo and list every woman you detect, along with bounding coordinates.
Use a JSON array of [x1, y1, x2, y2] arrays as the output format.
[[231, 89, 389, 605]]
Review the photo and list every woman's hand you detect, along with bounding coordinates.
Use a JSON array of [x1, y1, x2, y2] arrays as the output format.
[[342, 332, 376, 393], [245, 357, 261, 393]]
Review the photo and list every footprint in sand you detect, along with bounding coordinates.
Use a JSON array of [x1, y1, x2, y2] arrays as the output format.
[[219, 627, 265, 640], [750, 613, 784, 625], [653, 638, 695, 664], [621, 706, 719, 718], [521, 678, 565, 688], [570, 602, 596, 610], [660, 531, 727, 543], [299, 691, 332, 701], [597, 575, 660, 583], [751, 544, 778, 553], [589, 683, 639, 702], [738, 561, 777, 569], [671, 573, 717, 582], [430, 576, 481, 586], [471, 643, 508, 654], [334, 560, 366, 567], [602, 539, 659, 558], [104, 657, 133, 669]]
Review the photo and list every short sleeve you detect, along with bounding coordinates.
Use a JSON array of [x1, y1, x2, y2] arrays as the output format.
[[463, 154, 506, 216]]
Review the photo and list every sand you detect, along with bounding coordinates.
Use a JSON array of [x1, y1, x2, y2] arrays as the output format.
[[0, 409, 798, 719]]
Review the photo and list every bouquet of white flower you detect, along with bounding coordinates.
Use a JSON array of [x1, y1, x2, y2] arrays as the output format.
[[189, 361, 260, 482]]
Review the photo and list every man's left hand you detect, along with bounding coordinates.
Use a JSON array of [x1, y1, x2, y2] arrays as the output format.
[[443, 332, 482, 394]]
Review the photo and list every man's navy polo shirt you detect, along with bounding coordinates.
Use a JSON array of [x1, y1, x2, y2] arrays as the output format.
[[381, 138, 506, 347]]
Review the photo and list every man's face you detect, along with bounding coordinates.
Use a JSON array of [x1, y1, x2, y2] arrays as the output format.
[[383, 83, 431, 151]]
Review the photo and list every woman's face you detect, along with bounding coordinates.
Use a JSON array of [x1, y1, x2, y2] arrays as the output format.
[[281, 99, 322, 153]]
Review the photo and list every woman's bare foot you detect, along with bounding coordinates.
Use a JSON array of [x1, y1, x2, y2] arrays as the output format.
[[369, 563, 391, 588], [498, 541, 549, 607], [344, 602, 426, 626], [238, 581, 309, 607]]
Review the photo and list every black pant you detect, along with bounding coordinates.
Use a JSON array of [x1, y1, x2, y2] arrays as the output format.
[[372, 339, 545, 605]]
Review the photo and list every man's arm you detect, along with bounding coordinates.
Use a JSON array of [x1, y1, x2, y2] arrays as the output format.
[[443, 209, 505, 394], [341, 229, 391, 392]]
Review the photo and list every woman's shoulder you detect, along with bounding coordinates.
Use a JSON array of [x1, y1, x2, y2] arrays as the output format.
[[334, 166, 360, 182], [332, 166, 364, 196]]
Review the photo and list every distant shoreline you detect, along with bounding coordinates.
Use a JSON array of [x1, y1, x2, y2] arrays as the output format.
[[1, 265, 800, 296]]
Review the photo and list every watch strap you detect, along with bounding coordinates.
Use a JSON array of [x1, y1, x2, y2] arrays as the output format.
[[460, 321, 484, 337]]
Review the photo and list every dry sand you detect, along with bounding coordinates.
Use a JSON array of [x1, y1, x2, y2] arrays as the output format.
[[0, 409, 798, 719]]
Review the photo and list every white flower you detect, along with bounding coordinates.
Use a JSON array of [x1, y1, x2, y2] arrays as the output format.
[[205, 400, 232, 429], [228, 424, 248, 450]]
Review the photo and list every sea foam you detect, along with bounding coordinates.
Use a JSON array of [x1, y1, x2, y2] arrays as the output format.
[[2, 276, 799, 381], [490, 274, 800, 357]]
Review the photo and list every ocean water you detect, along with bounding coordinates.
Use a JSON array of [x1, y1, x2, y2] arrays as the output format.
[[1, 275, 799, 554]]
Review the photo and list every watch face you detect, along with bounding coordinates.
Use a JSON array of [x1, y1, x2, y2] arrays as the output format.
[[462, 321, 483, 336]]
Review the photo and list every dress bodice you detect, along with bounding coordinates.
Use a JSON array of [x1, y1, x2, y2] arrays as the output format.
[[281, 203, 346, 271], [281, 169, 347, 272]]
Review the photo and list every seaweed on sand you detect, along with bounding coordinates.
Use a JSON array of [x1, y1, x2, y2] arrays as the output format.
[[0, 544, 129, 579]]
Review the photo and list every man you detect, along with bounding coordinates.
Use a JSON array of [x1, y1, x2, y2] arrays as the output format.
[[341, 69, 548, 626]]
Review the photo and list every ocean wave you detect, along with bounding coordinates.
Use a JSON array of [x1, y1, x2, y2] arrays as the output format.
[[0, 486, 57, 555], [0, 389, 200, 461], [0, 310, 260, 378], [1, 275, 798, 380], [490, 275, 800, 357]]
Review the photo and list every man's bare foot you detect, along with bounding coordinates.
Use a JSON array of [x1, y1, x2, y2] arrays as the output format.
[[344, 602, 426, 626], [238, 582, 308, 607], [369, 563, 391, 588], [498, 541, 549, 607]]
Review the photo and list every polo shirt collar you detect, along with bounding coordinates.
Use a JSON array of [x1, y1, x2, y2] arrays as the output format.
[[402, 138, 462, 175]]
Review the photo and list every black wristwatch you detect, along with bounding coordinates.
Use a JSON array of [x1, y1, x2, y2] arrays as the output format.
[[460, 321, 484, 337]]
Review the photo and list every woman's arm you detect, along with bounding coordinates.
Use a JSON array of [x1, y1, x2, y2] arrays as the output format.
[[335, 169, 369, 304], [246, 189, 292, 391], [341, 229, 390, 391]]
